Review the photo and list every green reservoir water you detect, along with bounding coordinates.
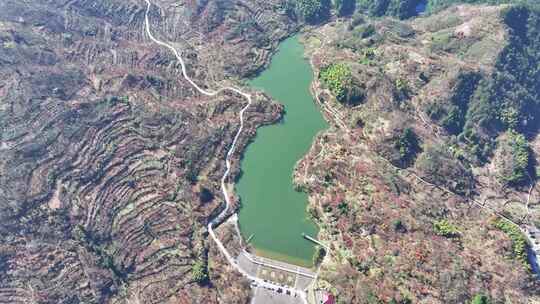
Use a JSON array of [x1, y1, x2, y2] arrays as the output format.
[[237, 36, 328, 267]]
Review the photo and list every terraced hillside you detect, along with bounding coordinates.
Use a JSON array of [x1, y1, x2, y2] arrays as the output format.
[[0, 0, 294, 303], [299, 4, 540, 303], [3, 0, 540, 303]]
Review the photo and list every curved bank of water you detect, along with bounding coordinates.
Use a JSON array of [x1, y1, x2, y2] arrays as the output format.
[[237, 35, 328, 267]]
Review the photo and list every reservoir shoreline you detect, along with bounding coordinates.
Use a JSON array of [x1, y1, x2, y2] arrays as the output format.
[[237, 35, 328, 267]]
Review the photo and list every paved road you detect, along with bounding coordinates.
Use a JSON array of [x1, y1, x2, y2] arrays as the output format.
[[242, 251, 316, 279], [143, 1, 311, 302], [251, 286, 303, 304]]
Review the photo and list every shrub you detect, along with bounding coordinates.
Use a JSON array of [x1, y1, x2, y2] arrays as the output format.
[[351, 14, 365, 27], [313, 246, 326, 266], [434, 219, 460, 237], [392, 219, 407, 233], [397, 128, 419, 159], [199, 187, 214, 203], [337, 201, 350, 215], [493, 218, 529, 266], [394, 78, 411, 100], [470, 294, 491, 304], [359, 47, 376, 65], [191, 259, 208, 283], [494, 131, 530, 185], [319, 63, 352, 102], [354, 24, 376, 39]]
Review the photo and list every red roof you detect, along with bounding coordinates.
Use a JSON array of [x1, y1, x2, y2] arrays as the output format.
[[323, 293, 335, 304]]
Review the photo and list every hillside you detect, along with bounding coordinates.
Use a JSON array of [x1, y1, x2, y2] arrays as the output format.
[[0, 0, 294, 303], [1, 0, 540, 303], [299, 3, 540, 303]]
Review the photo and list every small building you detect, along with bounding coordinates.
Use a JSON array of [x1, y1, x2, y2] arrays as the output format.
[[322, 293, 335, 304]]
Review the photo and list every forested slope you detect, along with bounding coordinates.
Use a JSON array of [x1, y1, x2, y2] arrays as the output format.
[[300, 3, 540, 303]]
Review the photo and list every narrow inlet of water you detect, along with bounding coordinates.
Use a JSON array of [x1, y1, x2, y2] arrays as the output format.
[[237, 35, 328, 267]]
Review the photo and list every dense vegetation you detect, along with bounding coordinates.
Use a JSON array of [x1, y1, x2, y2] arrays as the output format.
[[493, 218, 529, 267], [294, 0, 331, 23], [355, 0, 538, 19], [494, 131, 530, 185], [426, 0, 539, 13], [320, 63, 352, 101], [319, 63, 364, 105], [334, 0, 355, 16], [460, 5, 540, 162], [427, 72, 481, 135], [396, 128, 420, 163], [356, 0, 421, 19]]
